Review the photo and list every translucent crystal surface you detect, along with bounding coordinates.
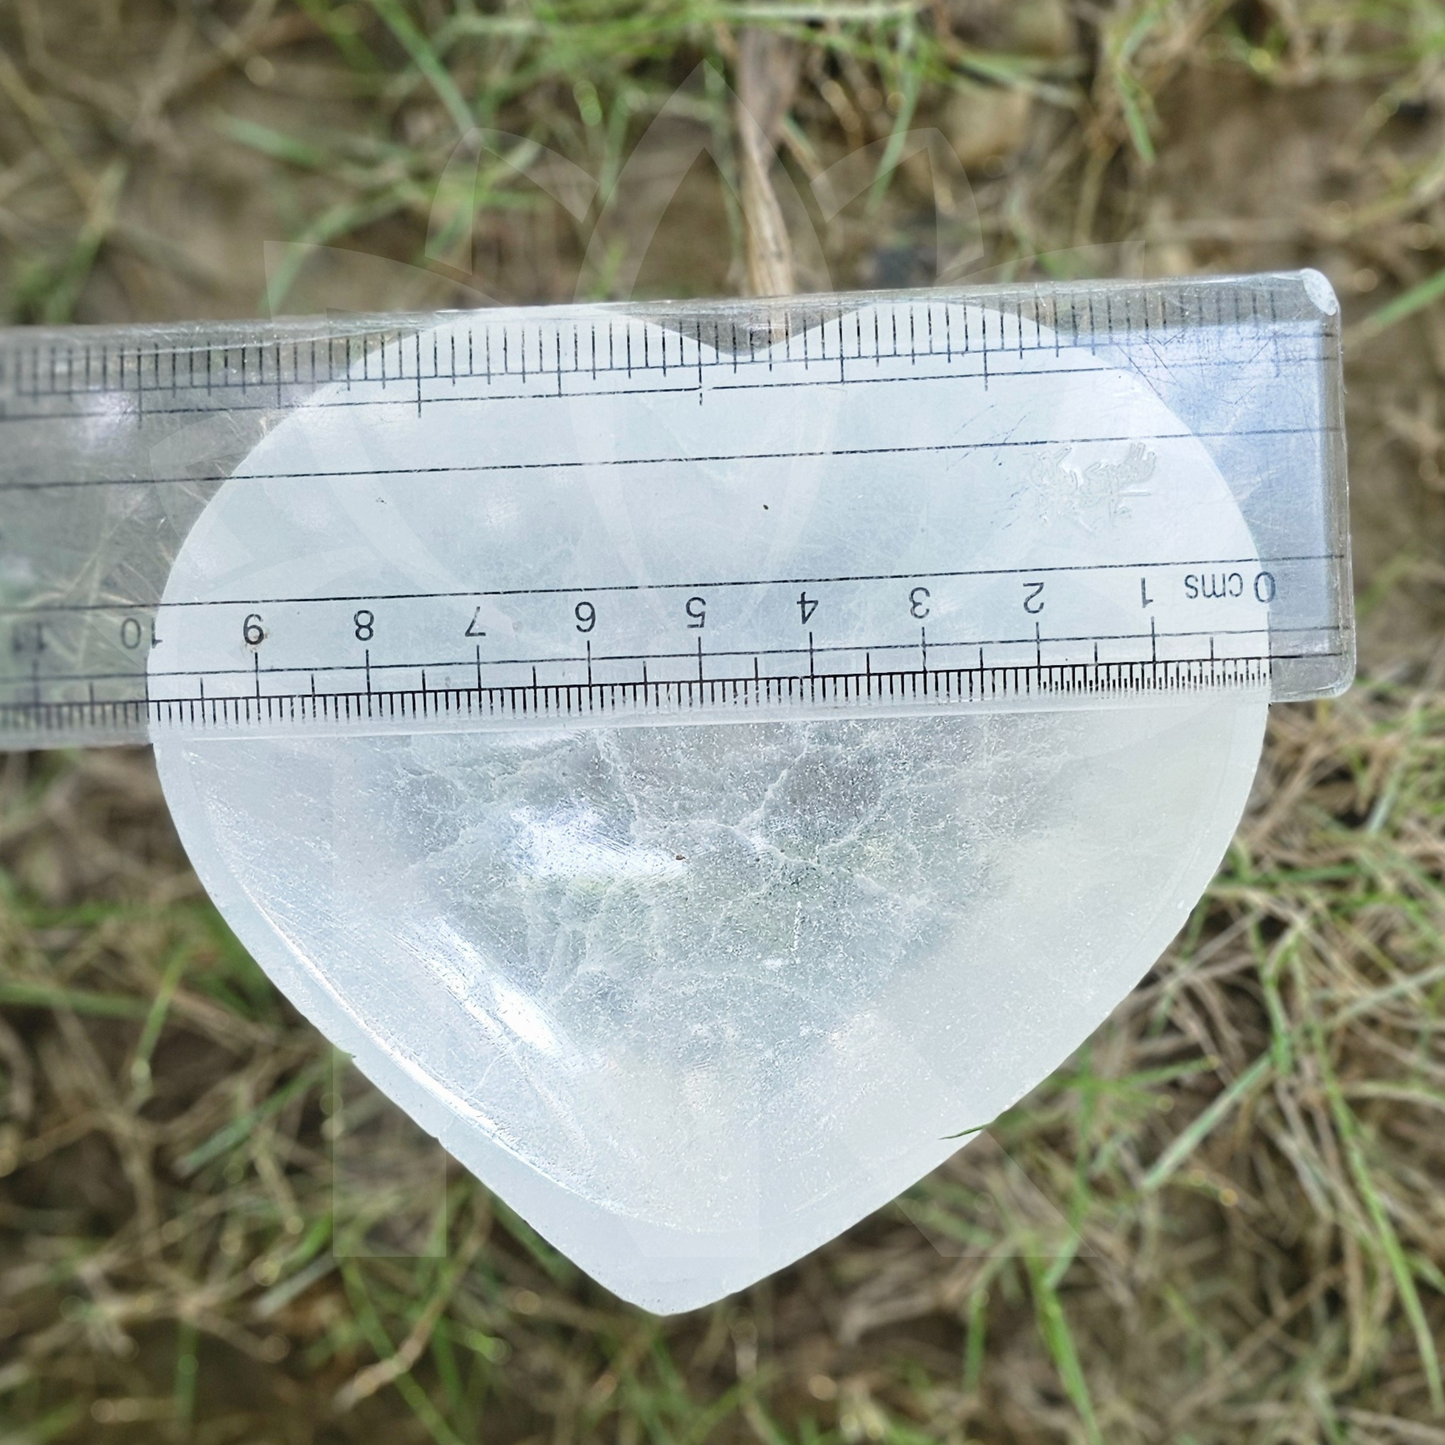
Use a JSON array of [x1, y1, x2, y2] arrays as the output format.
[[157, 699, 1264, 1310], [151, 299, 1269, 1310]]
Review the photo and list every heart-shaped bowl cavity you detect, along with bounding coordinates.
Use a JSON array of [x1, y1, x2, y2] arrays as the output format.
[[156, 698, 1264, 1311], [150, 297, 1269, 1310]]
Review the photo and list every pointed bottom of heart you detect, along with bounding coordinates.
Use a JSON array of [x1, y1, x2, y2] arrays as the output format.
[[154, 700, 1266, 1314]]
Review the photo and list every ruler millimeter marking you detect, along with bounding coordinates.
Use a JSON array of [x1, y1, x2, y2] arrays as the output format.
[[0, 280, 1335, 427], [0, 273, 1353, 747], [14, 657, 1295, 746]]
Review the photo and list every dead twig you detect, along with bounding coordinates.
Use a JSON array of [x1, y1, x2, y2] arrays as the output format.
[[734, 27, 801, 298]]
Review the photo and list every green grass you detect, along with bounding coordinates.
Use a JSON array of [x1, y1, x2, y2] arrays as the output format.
[[2, 696, 1442, 1441], [4, 1, 1445, 1441]]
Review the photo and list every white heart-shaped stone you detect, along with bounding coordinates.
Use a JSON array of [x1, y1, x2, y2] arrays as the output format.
[[151, 301, 1267, 1311], [156, 704, 1262, 1309]]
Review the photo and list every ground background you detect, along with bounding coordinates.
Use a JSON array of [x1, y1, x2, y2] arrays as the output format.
[[2, 2, 1444, 1442]]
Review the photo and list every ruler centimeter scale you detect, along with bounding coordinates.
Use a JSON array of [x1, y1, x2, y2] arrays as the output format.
[[0, 272, 1353, 747]]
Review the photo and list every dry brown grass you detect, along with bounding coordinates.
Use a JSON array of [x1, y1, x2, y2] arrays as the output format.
[[2, 3, 1445, 1442]]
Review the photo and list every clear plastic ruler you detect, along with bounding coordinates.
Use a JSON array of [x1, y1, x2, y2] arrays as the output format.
[[0, 271, 1353, 748]]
